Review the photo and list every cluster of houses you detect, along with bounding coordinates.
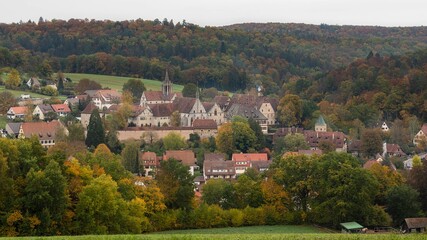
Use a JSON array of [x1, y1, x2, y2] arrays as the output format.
[[140, 149, 271, 188]]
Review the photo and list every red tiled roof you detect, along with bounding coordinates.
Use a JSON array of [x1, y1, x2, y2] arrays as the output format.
[[140, 152, 160, 167], [213, 95, 230, 109], [51, 104, 71, 113], [9, 106, 28, 115], [81, 102, 98, 114], [21, 120, 62, 141], [192, 119, 217, 129], [202, 102, 215, 112], [143, 91, 179, 102], [386, 143, 406, 156], [163, 150, 196, 166], [304, 130, 346, 149], [232, 153, 268, 162]]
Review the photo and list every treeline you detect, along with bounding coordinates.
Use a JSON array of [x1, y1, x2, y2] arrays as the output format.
[[279, 49, 427, 149], [0, 19, 427, 93], [1, 135, 426, 236]]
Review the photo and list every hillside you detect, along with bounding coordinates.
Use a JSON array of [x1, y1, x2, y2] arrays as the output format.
[[1, 20, 426, 94]]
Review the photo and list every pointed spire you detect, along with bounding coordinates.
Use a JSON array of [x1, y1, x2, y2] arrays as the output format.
[[164, 70, 170, 83]]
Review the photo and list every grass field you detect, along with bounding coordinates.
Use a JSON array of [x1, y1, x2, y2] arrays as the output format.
[[64, 73, 184, 93], [1, 225, 425, 240], [0, 86, 50, 99]]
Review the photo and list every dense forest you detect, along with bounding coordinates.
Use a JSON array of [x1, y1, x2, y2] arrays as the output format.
[[0, 19, 427, 93]]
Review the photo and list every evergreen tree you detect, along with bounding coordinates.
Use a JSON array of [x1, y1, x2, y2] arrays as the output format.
[[121, 141, 140, 174], [57, 76, 64, 93], [85, 108, 105, 148]]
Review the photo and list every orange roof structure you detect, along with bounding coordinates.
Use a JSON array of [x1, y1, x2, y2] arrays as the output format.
[[232, 153, 268, 162]]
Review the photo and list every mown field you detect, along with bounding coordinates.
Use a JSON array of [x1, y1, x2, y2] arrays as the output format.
[[1, 225, 425, 240], [0, 86, 51, 99], [63, 73, 184, 92]]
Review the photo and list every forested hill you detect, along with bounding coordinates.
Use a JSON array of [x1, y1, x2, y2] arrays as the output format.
[[0, 19, 427, 93]]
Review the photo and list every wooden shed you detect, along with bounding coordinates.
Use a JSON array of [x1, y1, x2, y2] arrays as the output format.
[[402, 218, 427, 233]]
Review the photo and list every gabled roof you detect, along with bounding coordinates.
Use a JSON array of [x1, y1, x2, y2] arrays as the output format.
[[173, 97, 197, 113], [385, 143, 406, 155], [148, 103, 174, 117], [21, 120, 62, 141], [192, 119, 217, 129], [8, 106, 28, 115], [213, 95, 230, 109], [5, 122, 22, 135], [143, 91, 180, 102], [140, 151, 160, 167], [51, 104, 71, 113], [81, 102, 98, 114], [204, 153, 227, 162], [348, 140, 362, 152], [204, 159, 235, 176], [304, 130, 346, 149], [226, 103, 267, 121], [163, 150, 196, 166], [404, 218, 427, 229], [129, 105, 148, 117], [232, 153, 268, 162], [36, 104, 53, 114], [202, 102, 215, 112]]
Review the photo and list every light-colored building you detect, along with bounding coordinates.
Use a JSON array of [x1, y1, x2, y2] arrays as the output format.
[[140, 71, 182, 106], [7, 106, 28, 120], [33, 104, 53, 120], [18, 120, 67, 148], [163, 150, 198, 175], [85, 89, 121, 110], [413, 124, 427, 146], [315, 115, 327, 132], [192, 119, 218, 138], [231, 153, 269, 175], [51, 104, 71, 117], [203, 102, 225, 125], [140, 151, 160, 177]]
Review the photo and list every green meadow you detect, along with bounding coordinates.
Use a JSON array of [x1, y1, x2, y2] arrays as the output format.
[[63, 73, 184, 92], [1, 225, 425, 240]]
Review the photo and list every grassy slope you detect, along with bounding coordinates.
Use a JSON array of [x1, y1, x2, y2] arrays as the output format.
[[0, 86, 50, 99], [1, 225, 425, 240], [64, 73, 184, 92]]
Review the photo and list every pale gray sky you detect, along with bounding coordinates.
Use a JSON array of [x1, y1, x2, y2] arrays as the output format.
[[2, 0, 426, 27]]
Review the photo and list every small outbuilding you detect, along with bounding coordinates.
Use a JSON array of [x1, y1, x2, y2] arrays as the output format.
[[402, 218, 427, 233], [340, 222, 364, 233]]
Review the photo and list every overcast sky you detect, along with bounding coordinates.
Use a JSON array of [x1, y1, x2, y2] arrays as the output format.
[[2, 0, 426, 27]]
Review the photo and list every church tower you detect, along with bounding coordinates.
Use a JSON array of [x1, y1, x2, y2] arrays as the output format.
[[315, 115, 327, 132], [162, 71, 173, 97]]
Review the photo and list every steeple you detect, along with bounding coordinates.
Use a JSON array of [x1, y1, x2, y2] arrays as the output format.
[[315, 115, 327, 132], [162, 70, 172, 96]]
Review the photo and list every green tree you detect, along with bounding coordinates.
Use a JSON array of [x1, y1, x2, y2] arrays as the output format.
[[170, 111, 181, 127], [232, 121, 257, 153], [386, 185, 422, 226], [182, 83, 197, 98], [85, 108, 105, 148], [273, 154, 316, 214], [76, 174, 127, 234], [67, 122, 85, 142], [156, 159, 194, 209], [106, 129, 122, 154], [274, 133, 309, 155], [5, 69, 21, 89], [38, 60, 53, 79], [311, 152, 387, 228], [0, 91, 16, 114], [121, 141, 140, 174], [122, 79, 146, 103], [163, 132, 187, 150], [277, 94, 302, 126], [216, 123, 234, 157], [202, 179, 235, 209], [361, 129, 383, 158], [248, 118, 266, 151]]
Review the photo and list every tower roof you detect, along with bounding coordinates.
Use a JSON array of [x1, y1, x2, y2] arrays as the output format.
[[316, 115, 326, 126], [164, 70, 170, 83]]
